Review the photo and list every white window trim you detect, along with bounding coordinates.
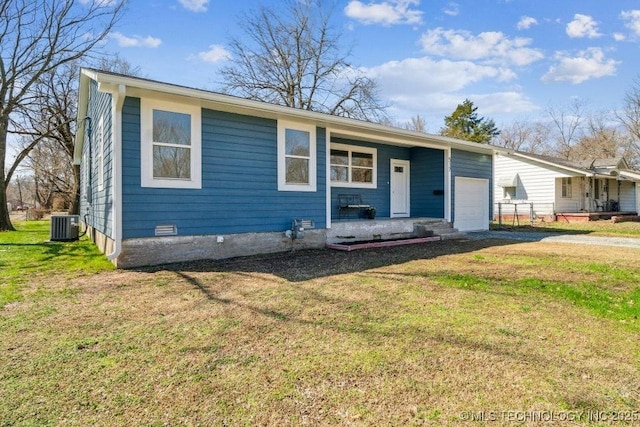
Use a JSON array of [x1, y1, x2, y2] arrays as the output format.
[[330, 142, 377, 189], [140, 98, 202, 189], [97, 116, 104, 191], [277, 120, 316, 192]]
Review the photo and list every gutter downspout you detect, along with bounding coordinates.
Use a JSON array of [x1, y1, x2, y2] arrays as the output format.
[[107, 84, 126, 263]]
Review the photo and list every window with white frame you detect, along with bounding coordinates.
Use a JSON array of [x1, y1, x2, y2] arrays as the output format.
[[330, 143, 377, 188], [141, 99, 201, 189], [561, 177, 572, 198], [97, 116, 104, 191], [277, 121, 316, 191]]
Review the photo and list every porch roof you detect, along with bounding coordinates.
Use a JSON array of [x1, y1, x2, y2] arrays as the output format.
[[494, 149, 640, 182]]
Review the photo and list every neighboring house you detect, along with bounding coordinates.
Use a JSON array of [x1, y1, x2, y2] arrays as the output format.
[[493, 150, 640, 222], [74, 68, 494, 267]]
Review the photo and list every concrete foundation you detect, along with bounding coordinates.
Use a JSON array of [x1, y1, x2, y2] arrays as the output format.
[[115, 229, 326, 268], [84, 218, 459, 268], [327, 218, 458, 243], [87, 226, 115, 256]]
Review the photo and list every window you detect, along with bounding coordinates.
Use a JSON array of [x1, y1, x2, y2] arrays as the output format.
[[97, 116, 104, 191], [503, 186, 516, 199], [141, 99, 201, 189], [561, 177, 572, 198], [277, 121, 316, 191], [330, 143, 377, 188]]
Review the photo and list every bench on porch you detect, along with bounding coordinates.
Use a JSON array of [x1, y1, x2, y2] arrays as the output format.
[[337, 194, 375, 219]]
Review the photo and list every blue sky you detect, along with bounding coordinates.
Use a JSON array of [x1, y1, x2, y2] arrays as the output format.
[[102, 0, 640, 132]]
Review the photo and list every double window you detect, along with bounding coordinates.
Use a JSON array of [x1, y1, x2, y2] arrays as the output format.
[[277, 121, 316, 192], [141, 99, 201, 189], [330, 143, 377, 188]]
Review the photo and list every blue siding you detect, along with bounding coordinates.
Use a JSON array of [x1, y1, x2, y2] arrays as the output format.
[[410, 147, 445, 218], [79, 80, 114, 237], [121, 101, 326, 238], [450, 148, 493, 221]]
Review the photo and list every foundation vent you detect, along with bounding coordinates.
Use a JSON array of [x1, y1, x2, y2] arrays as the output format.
[[155, 224, 177, 236]]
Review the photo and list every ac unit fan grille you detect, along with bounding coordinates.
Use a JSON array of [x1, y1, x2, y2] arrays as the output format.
[[50, 215, 80, 241]]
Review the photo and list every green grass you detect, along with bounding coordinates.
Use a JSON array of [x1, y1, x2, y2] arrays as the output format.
[[494, 219, 640, 237], [2, 230, 640, 425], [431, 273, 640, 328], [0, 220, 114, 307]]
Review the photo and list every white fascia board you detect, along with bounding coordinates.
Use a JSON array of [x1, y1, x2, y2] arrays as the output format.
[[619, 170, 640, 182], [508, 152, 591, 176], [83, 68, 495, 155], [73, 72, 92, 165]]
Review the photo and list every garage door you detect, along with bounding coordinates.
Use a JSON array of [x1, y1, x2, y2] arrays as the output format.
[[454, 177, 489, 231]]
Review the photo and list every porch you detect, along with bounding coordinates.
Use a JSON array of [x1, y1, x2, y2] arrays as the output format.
[[555, 211, 638, 223]]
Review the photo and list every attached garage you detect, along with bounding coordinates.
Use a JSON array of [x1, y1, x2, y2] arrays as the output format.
[[454, 176, 490, 231]]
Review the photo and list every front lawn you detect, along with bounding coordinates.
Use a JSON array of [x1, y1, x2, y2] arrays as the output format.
[[0, 220, 114, 308], [1, 224, 640, 425], [494, 219, 640, 237]]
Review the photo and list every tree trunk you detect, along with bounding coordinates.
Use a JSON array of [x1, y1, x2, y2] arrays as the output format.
[[69, 164, 81, 215], [0, 117, 16, 231]]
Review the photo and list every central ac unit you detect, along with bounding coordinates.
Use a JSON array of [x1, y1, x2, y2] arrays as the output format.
[[50, 215, 80, 241]]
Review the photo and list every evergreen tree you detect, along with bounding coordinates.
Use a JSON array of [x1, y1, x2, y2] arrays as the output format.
[[440, 99, 499, 143]]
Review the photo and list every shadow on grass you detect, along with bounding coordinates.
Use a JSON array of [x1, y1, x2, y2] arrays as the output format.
[[136, 238, 519, 283], [0, 240, 109, 268]]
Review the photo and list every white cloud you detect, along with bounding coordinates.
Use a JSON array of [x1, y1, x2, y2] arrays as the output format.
[[110, 32, 161, 48], [470, 92, 539, 115], [541, 48, 618, 84], [362, 57, 537, 122], [344, 0, 423, 26], [443, 2, 459, 17], [194, 44, 231, 63], [613, 32, 626, 41], [178, 0, 208, 12], [566, 14, 601, 39], [364, 57, 517, 116], [621, 10, 640, 36], [419, 28, 544, 66], [517, 16, 538, 30]]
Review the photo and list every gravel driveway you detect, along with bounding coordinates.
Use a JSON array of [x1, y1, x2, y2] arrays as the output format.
[[465, 230, 640, 249]]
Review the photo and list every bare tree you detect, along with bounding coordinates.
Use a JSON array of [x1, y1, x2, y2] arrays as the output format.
[[494, 120, 551, 154], [18, 62, 79, 212], [14, 56, 140, 216], [220, 0, 387, 122], [572, 114, 638, 165], [546, 99, 588, 159], [617, 77, 640, 161], [0, 0, 124, 231], [403, 115, 428, 133]]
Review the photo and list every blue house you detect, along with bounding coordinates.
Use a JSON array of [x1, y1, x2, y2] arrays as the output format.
[[74, 68, 493, 267]]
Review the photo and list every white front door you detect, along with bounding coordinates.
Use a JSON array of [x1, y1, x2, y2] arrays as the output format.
[[390, 159, 410, 218]]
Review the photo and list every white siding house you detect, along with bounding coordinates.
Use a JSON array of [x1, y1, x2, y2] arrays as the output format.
[[493, 151, 640, 221]]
